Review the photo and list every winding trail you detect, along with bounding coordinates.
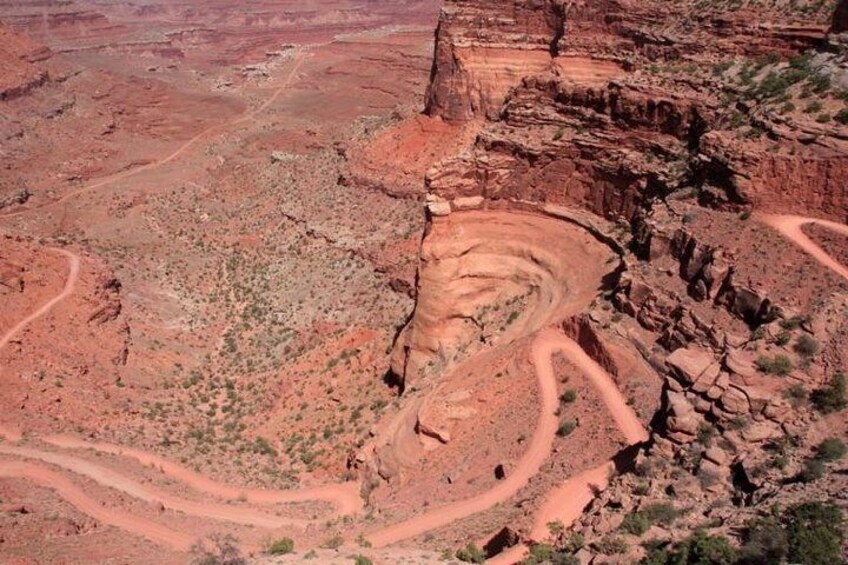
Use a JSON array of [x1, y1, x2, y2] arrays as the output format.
[[487, 332, 648, 565], [0, 461, 196, 551], [0, 444, 307, 529], [40, 434, 363, 515], [0, 52, 307, 221], [0, 248, 80, 352], [761, 214, 848, 281], [365, 329, 649, 551]]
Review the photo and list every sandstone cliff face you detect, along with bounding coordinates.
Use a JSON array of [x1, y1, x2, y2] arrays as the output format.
[[387, 0, 848, 557], [401, 0, 848, 394], [425, 0, 566, 120]]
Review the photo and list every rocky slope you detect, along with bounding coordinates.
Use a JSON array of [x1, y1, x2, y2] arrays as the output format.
[[381, 0, 848, 561]]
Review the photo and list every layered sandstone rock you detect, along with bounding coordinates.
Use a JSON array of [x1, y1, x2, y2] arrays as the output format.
[[0, 22, 50, 100], [390, 209, 616, 388]]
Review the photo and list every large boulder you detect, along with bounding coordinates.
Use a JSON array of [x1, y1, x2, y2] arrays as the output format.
[[667, 347, 717, 385]]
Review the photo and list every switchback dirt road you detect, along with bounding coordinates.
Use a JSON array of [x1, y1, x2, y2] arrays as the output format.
[[366, 329, 648, 552], [762, 214, 848, 281], [0, 248, 79, 352]]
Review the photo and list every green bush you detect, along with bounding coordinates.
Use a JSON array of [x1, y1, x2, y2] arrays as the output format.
[[523, 546, 578, 565], [560, 389, 577, 403], [784, 383, 808, 407], [793, 335, 820, 359], [785, 502, 845, 565], [755, 354, 793, 375], [268, 537, 294, 555], [804, 100, 823, 113], [835, 108, 848, 125], [799, 458, 825, 482], [740, 503, 846, 565], [621, 512, 652, 536], [740, 517, 788, 564], [353, 556, 373, 565], [814, 437, 846, 462], [811, 373, 847, 413], [642, 503, 682, 526], [557, 420, 578, 437], [456, 543, 485, 563], [641, 532, 737, 565], [596, 536, 628, 555]]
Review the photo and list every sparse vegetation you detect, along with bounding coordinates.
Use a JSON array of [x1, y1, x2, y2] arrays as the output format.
[[814, 437, 846, 462], [267, 537, 294, 555], [755, 354, 793, 375], [455, 543, 485, 563], [557, 419, 578, 437], [743, 502, 845, 565], [192, 535, 246, 565], [641, 532, 737, 565], [811, 373, 847, 413], [560, 389, 577, 403]]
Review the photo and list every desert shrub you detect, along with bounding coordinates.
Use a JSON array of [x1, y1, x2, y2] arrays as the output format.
[[523, 546, 578, 565], [779, 101, 796, 114], [783, 383, 807, 408], [811, 372, 847, 413], [641, 532, 737, 565], [835, 108, 848, 125], [739, 517, 788, 564], [642, 503, 682, 526], [267, 537, 294, 555], [353, 556, 373, 565], [809, 72, 832, 94], [799, 458, 825, 482], [621, 512, 652, 536], [713, 60, 733, 75], [596, 536, 628, 555], [754, 71, 791, 99], [455, 543, 485, 563], [697, 424, 716, 447], [253, 436, 277, 457], [557, 420, 578, 437], [560, 389, 577, 403], [814, 437, 846, 462], [322, 535, 344, 550], [526, 543, 554, 562], [816, 113, 832, 123], [755, 354, 793, 375], [785, 502, 845, 564], [561, 533, 584, 554], [192, 535, 246, 565], [805, 100, 824, 113]]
